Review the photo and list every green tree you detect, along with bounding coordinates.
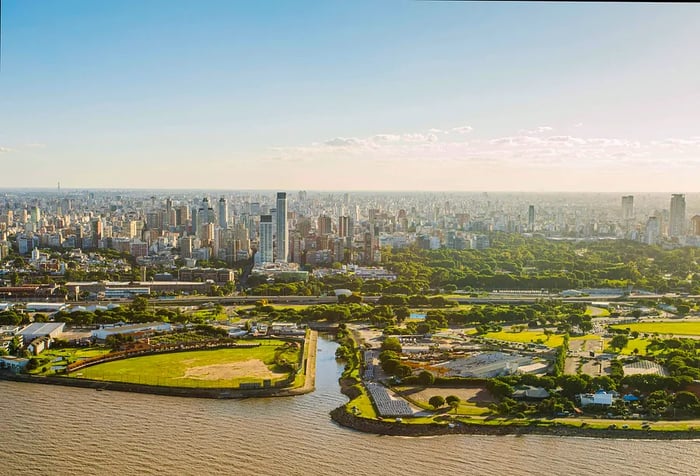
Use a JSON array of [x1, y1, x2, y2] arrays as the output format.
[[417, 370, 435, 386], [673, 391, 699, 410], [381, 336, 402, 353], [130, 295, 149, 313], [429, 395, 445, 410], [610, 334, 629, 352], [445, 395, 461, 411]]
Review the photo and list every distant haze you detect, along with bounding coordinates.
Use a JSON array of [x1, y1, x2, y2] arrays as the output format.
[[1, 1, 699, 191]]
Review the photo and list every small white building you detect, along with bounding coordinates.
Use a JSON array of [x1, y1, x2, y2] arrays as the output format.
[[578, 390, 615, 407], [270, 322, 305, 336], [26, 303, 68, 313], [91, 322, 171, 341]]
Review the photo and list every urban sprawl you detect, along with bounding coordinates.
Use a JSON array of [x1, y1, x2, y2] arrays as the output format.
[[1, 190, 700, 435]]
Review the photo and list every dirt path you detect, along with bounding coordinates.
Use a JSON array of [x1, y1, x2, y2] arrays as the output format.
[[298, 330, 318, 393]]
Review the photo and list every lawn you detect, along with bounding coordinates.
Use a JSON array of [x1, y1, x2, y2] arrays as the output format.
[[585, 306, 611, 317], [616, 337, 651, 356], [189, 309, 228, 322], [610, 321, 700, 337], [484, 330, 600, 348], [30, 347, 113, 375], [347, 387, 377, 419], [72, 340, 301, 388]]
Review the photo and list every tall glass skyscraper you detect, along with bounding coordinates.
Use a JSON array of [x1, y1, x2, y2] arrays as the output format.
[[276, 192, 288, 262], [218, 197, 228, 229]]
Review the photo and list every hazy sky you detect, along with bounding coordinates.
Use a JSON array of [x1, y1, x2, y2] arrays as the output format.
[[1, 1, 700, 192]]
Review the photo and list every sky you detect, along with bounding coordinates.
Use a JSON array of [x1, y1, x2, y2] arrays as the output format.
[[1, 0, 700, 192]]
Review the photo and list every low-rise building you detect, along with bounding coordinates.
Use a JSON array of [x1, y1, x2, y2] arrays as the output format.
[[178, 267, 234, 284], [19, 322, 65, 342], [269, 322, 305, 336], [0, 356, 29, 373], [91, 322, 171, 341], [577, 390, 615, 407]]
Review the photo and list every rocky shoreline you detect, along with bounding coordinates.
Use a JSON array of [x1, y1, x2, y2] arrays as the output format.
[[329, 406, 700, 440]]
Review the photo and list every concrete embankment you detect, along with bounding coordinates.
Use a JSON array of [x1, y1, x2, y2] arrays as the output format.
[[0, 331, 319, 400], [329, 407, 700, 440]]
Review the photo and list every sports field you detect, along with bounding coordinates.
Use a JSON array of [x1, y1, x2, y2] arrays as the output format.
[[73, 340, 301, 388], [610, 321, 700, 337]]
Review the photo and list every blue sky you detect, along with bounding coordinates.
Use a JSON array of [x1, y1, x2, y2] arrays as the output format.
[[1, 1, 700, 191]]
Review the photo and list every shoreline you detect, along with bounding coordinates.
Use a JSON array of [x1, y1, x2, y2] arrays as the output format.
[[329, 406, 700, 440], [0, 330, 318, 400]]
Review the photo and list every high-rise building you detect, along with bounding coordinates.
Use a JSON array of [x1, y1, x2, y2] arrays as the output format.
[[318, 215, 332, 235], [30, 206, 41, 224], [257, 215, 273, 264], [692, 215, 700, 236], [91, 219, 102, 248], [621, 196, 634, 220], [527, 205, 535, 232], [646, 216, 660, 245], [669, 194, 686, 238], [218, 197, 228, 229], [275, 192, 288, 262], [338, 216, 349, 238]]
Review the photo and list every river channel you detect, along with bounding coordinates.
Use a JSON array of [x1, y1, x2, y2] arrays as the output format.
[[0, 337, 697, 475]]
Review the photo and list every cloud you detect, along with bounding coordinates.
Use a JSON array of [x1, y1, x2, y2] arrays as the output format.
[[272, 125, 700, 171], [323, 137, 366, 147], [519, 126, 553, 135], [0, 146, 14, 154], [448, 125, 473, 134]]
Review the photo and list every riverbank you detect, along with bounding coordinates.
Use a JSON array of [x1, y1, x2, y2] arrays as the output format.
[[0, 331, 319, 399], [329, 406, 700, 440]]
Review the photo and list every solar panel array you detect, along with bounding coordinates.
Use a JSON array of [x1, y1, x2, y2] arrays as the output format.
[[366, 383, 413, 417]]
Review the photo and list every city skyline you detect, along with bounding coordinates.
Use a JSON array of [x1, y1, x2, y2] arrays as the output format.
[[2, 1, 700, 191]]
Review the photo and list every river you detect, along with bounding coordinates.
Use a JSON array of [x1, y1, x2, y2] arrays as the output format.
[[0, 337, 697, 475]]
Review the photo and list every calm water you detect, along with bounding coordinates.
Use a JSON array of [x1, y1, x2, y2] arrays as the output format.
[[1, 337, 697, 476]]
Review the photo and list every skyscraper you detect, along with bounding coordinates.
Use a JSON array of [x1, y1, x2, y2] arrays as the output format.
[[257, 215, 273, 264], [218, 197, 228, 229], [692, 215, 700, 236], [275, 192, 288, 262], [338, 216, 349, 238], [527, 205, 535, 232], [91, 218, 102, 248], [646, 216, 660, 245], [621, 196, 634, 220], [669, 194, 686, 238]]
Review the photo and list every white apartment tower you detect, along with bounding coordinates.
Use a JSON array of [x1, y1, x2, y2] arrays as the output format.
[[257, 214, 274, 264]]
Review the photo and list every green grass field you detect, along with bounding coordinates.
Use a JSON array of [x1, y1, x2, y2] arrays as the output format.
[[72, 340, 301, 388], [615, 337, 651, 356], [484, 330, 598, 348], [585, 306, 611, 317], [610, 321, 700, 337]]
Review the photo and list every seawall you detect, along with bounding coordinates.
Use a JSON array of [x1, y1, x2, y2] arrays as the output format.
[[329, 406, 700, 440]]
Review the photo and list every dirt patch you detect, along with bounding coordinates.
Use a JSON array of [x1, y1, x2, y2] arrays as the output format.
[[399, 387, 495, 404], [182, 360, 286, 381]]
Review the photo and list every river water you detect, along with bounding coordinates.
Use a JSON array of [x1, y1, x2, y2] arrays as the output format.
[[0, 337, 697, 475]]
